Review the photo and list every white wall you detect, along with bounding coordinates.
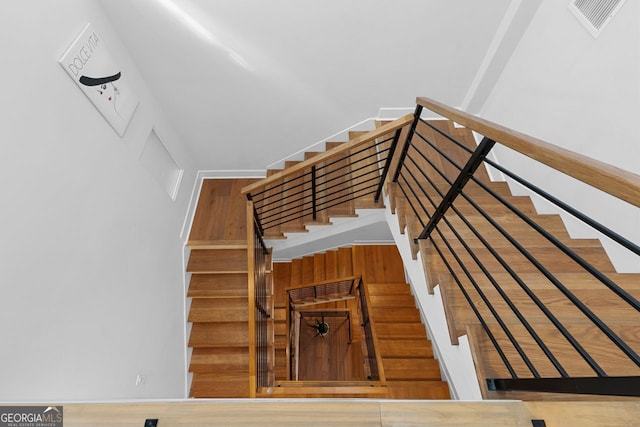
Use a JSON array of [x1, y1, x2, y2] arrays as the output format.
[[0, 0, 196, 400], [100, 0, 512, 171], [478, 0, 640, 272]]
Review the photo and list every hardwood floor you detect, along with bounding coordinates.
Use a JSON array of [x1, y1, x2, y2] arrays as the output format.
[[189, 178, 256, 242], [59, 400, 640, 426]]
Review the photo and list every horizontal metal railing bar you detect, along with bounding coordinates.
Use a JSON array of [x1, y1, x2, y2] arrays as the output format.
[[412, 128, 466, 176], [482, 157, 640, 256], [429, 235, 517, 378], [399, 143, 598, 375], [241, 114, 413, 195], [261, 185, 380, 230], [259, 168, 383, 227], [315, 146, 389, 179], [403, 121, 635, 375], [254, 174, 310, 213], [442, 204, 572, 377], [420, 118, 475, 155], [257, 162, 387, 223], [399, 142, 454, 220], [255, 191, 308, 220], [314, 136, 393, 174], [432, 220, 540, 377], [252, 168, 312, 201], [286, 181, 380, 221], [315, 155, 386, 192], [458, 187, 640, 369], [416, 96, 640, 208], [257, 190, 308, 221], [436, 207, 569, 377], [467, 176, 640, 314], [448, 193, 607, 375], [254, 149, 388, 216], [400, 135, 611, 375], [398, 171, 434, 224]]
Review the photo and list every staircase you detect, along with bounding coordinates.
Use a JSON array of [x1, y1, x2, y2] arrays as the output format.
[[186, 99, 639, 400], [186, 178, 256, 398], [268, 245, 450, 399], [352, 245, 451, 399], [244, 119, 408, 240], [385, 113, 640, 400]]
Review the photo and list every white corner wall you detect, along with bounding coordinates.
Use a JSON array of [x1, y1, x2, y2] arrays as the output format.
[[478, 0, 640, 272], [0, 1, 196, 400]]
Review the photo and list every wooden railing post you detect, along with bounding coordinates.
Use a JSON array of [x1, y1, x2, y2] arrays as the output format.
[[246, 200, 257, 397]]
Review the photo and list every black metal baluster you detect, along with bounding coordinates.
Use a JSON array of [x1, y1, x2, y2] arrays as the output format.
[[311, 165, 317, 221]]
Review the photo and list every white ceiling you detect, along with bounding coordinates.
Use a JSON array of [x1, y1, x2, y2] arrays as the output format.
[[100, 0, 511, 170]]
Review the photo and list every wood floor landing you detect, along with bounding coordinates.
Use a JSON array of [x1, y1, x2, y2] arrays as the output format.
[[58, 400, 640, 426]]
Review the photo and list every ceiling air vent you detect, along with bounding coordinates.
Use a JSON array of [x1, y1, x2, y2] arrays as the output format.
[[568, 0, 627, 38]]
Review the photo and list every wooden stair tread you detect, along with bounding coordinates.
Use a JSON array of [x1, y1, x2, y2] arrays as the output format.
[[382, 358, 443, 380], [375, 322, 427, 339], [463, 271, 640, 290], [370, 307, 422, 323], [386, 380, 451, 399], [189, 347, 249, 372], [188, 321, 248, 347], [187, 248, 247, 273], [273, 307, 287, 320], [366, 283, 413, 296], [188, 298, 249, 322], [190, 372, 250, 398], [274, 321, 287, 336], [353, 246, 406, 283], [369, 294, 417, 307], [378, 338, 435, 358], [466, 323, 640, 401], [274, 333, 287, 348], [434, 242, 616, 273], [188, 273, 248, 298]]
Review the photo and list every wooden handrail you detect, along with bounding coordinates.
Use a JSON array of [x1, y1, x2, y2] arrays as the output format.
[[417, 96, 640, 208], [241, 114, 414, 195]]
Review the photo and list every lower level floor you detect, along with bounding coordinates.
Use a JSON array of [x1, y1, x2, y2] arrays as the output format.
[[41, 400, 640, 426]]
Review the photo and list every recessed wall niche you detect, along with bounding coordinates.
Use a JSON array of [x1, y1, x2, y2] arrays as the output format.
[[139, 128, 183, 200]]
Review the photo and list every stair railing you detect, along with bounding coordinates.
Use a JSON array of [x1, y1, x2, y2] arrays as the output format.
[[287, 276, 360, 307], [241, 116, 413, 235], [247, 200, 272, 396], [392, 96, 640, 396], [283, 276, 383, 382], [356, 277, 383, 382]]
